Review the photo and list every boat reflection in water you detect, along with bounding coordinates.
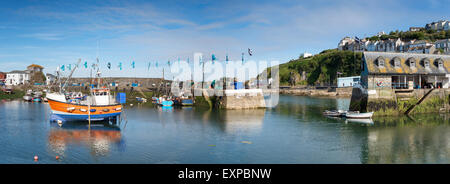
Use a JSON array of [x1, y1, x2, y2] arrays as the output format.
[[345, 118, 374, 125], [48, 121, 123, 157]]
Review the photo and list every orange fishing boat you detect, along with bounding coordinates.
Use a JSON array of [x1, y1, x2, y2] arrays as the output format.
[[46, 59, 124, 122]]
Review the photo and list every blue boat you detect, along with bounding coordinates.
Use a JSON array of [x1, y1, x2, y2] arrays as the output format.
[[161, 100, 174, 107], [181, 99, 193, 106], [33, 97, 42, 102]]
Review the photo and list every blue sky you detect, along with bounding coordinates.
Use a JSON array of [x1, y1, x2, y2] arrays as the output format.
[[0, 0, 449, 78]]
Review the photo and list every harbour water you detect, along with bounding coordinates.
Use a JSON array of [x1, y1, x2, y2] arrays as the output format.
[[1, 95, 450, 164]]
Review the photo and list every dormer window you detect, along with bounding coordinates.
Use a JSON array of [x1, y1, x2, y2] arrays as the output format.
[[393, 57, 401, 68], [424, 60, 430, 68], [376, 57, 385, 67], [435, 58, 444, 69], [408, 58, 416, 68]]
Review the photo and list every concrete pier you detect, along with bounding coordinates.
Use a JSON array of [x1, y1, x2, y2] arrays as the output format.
[[219, 89, 266, 109]]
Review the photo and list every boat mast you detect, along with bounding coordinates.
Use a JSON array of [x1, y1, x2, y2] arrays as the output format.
[[61, 59, 81, 93]]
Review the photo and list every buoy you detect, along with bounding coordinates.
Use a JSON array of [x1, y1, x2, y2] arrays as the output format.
[[55, 156, 60, 160], [34, 155, 38, 161], [57, 120, 63, 127]]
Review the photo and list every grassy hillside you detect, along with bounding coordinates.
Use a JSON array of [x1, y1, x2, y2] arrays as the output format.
[[264, 49, 363, 86]]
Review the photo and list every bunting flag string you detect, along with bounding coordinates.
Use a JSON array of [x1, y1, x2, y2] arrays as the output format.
[[60, 51, 251, 73]]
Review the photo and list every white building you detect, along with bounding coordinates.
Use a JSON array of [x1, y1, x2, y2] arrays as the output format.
[[337, 76, 360, 88], [46, 73, 56, 86], [338, 37, 355, 51], [5, 70, 30, 86], [300, 52, 313, 58], [425, 20, 449, 31]]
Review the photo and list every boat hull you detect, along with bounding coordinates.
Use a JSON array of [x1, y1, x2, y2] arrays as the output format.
[[47, 98, 122, 122], [51, 110, 121, 121], [345, 112, 373, 119]]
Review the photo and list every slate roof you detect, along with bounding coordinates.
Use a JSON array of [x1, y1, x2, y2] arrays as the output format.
[[363, 52, 450, 75]]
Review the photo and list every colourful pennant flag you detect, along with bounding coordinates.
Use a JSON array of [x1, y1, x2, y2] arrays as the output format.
[[60, 65, 65, 71], [167, 60, 171, 67], [107, 62, 111, 69], [118, 62, 122, 70], [241, 53, 244, 64], [132, 61, 135, 69], [68, 64, 71, 71], [212, 54, 216, 64], [148, 62, 151, 71], [156, 61, 159, 68], [226, 54, 229, 64], [84, 61, 88, 68]]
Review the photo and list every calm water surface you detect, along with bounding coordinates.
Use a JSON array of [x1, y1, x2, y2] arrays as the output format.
[[1, 95, 450, 164]]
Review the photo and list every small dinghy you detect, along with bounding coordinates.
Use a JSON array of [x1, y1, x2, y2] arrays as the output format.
[[345, 112, 373, 119], [181, 99, 193, 106], [136, 97, 147, 103], [32, 97, 42, 102], [161, 100, 174, 107], [323, 110, 345, 117], [23, 95, 33, 101]]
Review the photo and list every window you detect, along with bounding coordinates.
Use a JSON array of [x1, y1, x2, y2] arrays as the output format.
[[436, 58, 444, 69], [376, 57, 385, 67], [408, 58, 416, 67], [393, 57, 401, 67], [424, 60, 430, 68]]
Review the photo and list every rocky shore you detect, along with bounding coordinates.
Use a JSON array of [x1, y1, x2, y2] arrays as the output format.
[[279, 87, 353, 97]]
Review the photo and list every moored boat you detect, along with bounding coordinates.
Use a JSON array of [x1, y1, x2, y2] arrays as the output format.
[[181, 99, 193, 106], [32, 97, 42, 102], [345, 112, 374, 119], [323, 110, 345, 117], [23, 95, 32, 101], [161, 100, 174, 107], [46, 59, 124, 122]]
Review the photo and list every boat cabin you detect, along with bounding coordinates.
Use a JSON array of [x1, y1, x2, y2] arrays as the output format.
[[92, 88, 113, 105]]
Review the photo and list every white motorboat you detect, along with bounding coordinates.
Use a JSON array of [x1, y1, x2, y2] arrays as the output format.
[[345, 111, 374, 119], [23, 95, 32, 101]]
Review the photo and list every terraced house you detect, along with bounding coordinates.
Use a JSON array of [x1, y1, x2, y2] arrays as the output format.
[[361, 52, 450, 91]]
